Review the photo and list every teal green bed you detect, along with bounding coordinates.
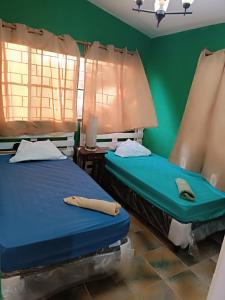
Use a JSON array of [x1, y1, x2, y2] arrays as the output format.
[[105, 151, 225, 223]]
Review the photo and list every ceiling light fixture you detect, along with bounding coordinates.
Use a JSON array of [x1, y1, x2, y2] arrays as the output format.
[[133, 0, 194, 27]]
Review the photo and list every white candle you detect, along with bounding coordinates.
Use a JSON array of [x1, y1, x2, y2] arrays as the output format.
[[85, 115, 97, 149]]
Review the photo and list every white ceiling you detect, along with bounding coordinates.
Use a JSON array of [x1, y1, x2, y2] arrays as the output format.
[[88, 0, 225, 38]]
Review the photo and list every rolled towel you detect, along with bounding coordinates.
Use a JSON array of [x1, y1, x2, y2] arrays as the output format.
[[175, 178, 195, 201], [64, 196, 121, 216]]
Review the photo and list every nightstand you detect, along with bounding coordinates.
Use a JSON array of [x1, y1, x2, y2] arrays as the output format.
[[73, 146, 109, 183]]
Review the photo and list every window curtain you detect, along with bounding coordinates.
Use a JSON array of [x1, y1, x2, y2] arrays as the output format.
[[0, 20, 80, 136], [170, 49, 225, 192], [82, 41, 157, 134]]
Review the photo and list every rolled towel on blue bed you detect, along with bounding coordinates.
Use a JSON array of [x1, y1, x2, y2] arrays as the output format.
[[64, 196, 121, 216], [176, 178, 196, 201]]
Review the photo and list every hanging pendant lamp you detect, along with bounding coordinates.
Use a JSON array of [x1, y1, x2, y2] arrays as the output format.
[[133, 0, 194, 27]]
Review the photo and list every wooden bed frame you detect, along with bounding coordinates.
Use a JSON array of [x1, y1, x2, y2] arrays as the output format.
[[0, 132, 75, 158], [0, 128, 144, 153], [81, 128, 144, 148]]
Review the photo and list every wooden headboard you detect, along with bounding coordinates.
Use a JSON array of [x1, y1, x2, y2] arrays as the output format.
[[0, 132, 75, 156], [80, 128, 144, 149], [0, 128, 144, 155]]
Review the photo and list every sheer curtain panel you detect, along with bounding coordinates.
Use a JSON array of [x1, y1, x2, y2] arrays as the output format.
[[82, 41, 157, 134], [170, 49, 225, 192], [0, 20, 80, 136], [170, 50, 225, 172]]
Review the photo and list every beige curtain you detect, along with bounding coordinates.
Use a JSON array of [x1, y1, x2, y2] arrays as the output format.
[[170, 49, 225, 192], [83, 41, 157, 134], [0, 19, 80, 136], [202, 62, 225, 191]]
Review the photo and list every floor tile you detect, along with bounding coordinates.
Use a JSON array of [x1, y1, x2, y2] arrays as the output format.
[[113, 256, 161, 286], [173, 238, 221, 267], [50, 284, 92, 300], [129, 280, 180, 300], [86, 276, 137, 300], [173, 248, 200, 267], [190, 259, 216, 286], [128, 229, 162, 256], [167, 270, 208, 300], [145, 247, 187, 279]]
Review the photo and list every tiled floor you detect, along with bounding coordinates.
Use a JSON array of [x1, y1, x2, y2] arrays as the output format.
[[50, 213, 221, 300]]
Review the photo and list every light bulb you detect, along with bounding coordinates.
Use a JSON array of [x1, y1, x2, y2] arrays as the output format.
[[182, 0, 194, 4], [154, 0, 170, 12], [182, 0, 194, 10], [135, 0, 144, 9]]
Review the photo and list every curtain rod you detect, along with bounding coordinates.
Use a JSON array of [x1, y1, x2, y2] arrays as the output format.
[[2, 22, 135, 55]]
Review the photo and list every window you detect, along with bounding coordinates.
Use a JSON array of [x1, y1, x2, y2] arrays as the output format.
[[77, 57, 85, 119], [2, 42, 78, 123]]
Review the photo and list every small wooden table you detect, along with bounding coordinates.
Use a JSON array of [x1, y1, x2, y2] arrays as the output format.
[[73, 146, 109, 183]]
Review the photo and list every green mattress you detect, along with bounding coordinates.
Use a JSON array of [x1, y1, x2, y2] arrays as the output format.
[[105, 151, 225, 223]]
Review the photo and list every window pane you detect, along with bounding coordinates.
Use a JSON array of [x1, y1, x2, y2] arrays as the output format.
[[76, 57, 85, 119], [2, 41, 78, 123], [77, 90, 84, 119]]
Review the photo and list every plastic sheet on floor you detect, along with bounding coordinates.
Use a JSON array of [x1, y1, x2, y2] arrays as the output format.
[[2, 238, 134, 300]]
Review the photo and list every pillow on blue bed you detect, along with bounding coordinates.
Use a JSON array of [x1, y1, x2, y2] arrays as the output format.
[[115, 139, 151, 158], [9, 139, 66, 163]]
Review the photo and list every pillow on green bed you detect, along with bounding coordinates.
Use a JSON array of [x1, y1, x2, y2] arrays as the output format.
[[115, 139, 151, 158]]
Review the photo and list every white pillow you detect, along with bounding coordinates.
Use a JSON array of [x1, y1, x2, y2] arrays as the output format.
[[15, 139, 32, 153], [9, 139, 67, 163], [114, 139, 151, 158]]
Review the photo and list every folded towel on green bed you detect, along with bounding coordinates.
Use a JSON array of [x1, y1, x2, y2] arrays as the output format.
[[175, 178, 196, 201]]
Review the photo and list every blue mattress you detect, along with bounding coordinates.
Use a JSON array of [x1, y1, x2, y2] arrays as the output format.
[[0, 155, 129, 273], [105, 151, 225, 223]]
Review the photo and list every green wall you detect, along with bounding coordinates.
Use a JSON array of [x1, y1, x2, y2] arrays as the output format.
[[143, 22, 225, 157], [0, 0, 151, 63]]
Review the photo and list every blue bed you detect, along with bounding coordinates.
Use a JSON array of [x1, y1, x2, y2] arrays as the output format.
[[0, 155, 129, 273]]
